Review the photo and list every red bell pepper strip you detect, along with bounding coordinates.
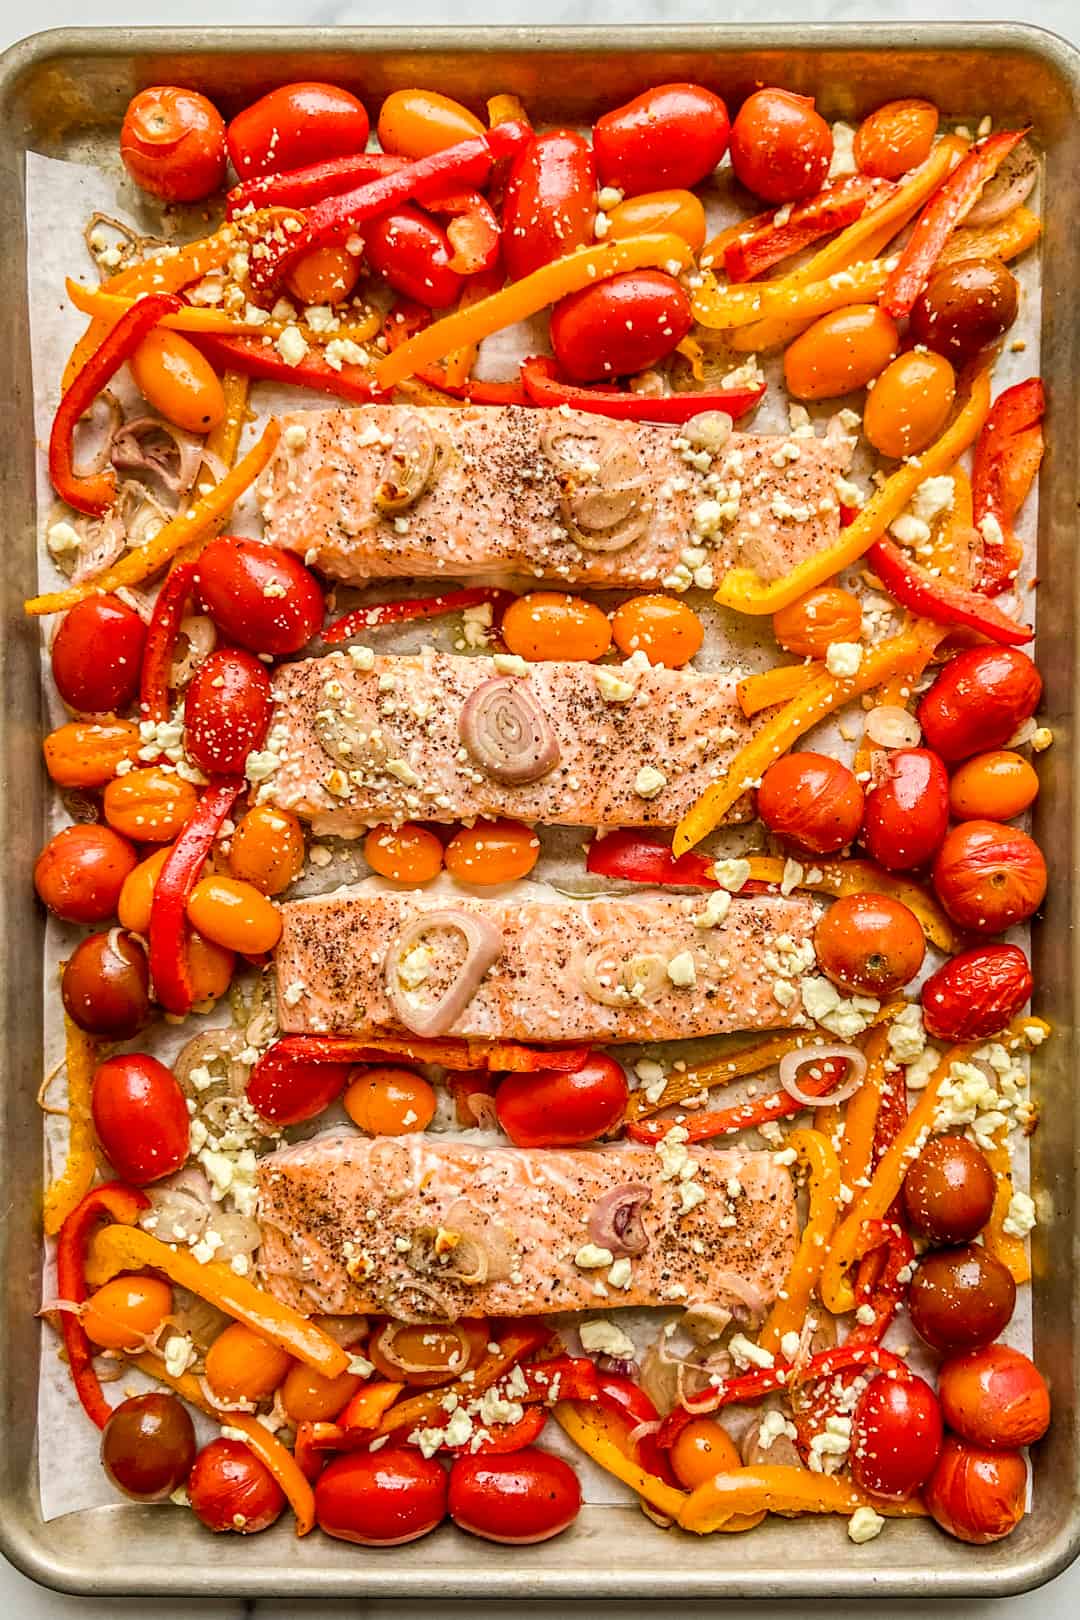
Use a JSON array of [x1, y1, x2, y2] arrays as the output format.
[[139, 561, 197, 725], [519, 355, 766, 424], [847, 1223, 916, 1349], [50, 291, 182, 516], [722, 176, 887, 283], [55, 1181, 151, 1428], [294, 1420, 346, 1481], [426, 189, 502, 276], [446, 1407, 548, 1454], [251, 1032, 594, 1076], [972, 377, 1045, 595], [322, 586, 514, 646], [881, 129, 1029, 318], [586, 830, 720, 890], [517, 1356, 601, 1404], [149, 778, 243, 1015], [867, 536, 1033, 645], [595, 1373, 679, 1486], [226, 152, 407, 218], [189, 332, 387, 406], [626, 1057, 848, 1146]]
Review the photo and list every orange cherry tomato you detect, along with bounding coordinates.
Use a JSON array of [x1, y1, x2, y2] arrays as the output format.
[[130, 328, 227, 435], [932, 820, 1046, 933], [187, 930, 236, 1002], [730, 88, 832, 203], [281, 1362, 363, 1425], [607, 189, 707, 253], [34, 824, 138, 925], [756, 751, 865, 856], [772, 586, 863, 658], [205, 1322, 295, 1405], [501, 593, 613, 662], [937, 1345, 1050, 1451], [186, 876, 282, 954], [377, 89, 484, 158], [853, 98, 939, 180], [117, 846, 174, 933], [948, 750, 1039, 822], [343, 1066, 437, 1135], [610, 595, 703, 667], [285, 245, 361, 307], [43, 719, 141, 789], [82, 1275, 173, 1352], [924, 1436, 1027, 1544], [367, 1321, 478, 1387], [103, 767, 198, 842], [444, 819, 540, 885], [120, 86, 227, 203], [784, 304, 900, 400], [669, 1417, 742, 1490], [364, 823, 444, 884], [863, 350, 956, 459], [814, 892, 925, 995], [229, 805, 306, 895]]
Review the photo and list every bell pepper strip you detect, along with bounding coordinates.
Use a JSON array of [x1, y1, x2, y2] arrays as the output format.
[[846, 1223, 916, 1348], [723, 176, 888, 282], [323, 586, 513, 646], [677, 1463, 926, 1534], [437, 269, 506, 388], [447, 1407, 549, 1455], [425, 188, 501, 275], [940, 203, 1042, 271], [759, 1129, 843, 1356], [594, 1373, 679, 1486], [983, 1133, 1032, 1286], [226, 151, 407, 217], [375, 233, 695, 390], [624, 1030, 863, 1123], [554, 1402, 688, 1520], [743, 856, 956, 954], [694, 255, 892, 336], [487, 93, 529, 128], [626, 1057, 850, 1147], [254, 1032, 593, 1076], [375, 1323, 551, 1439], [65, 278, 380, 346], [881, 129, 1029, 318], [138, 561, 197, 726], [837, 1022, 894, 1192], [55, 1182, 150, 1428], [149, 778, 242, 1016], [519, 354, 766, 424], [338, 1380, 407, 1431], [189, 331, 386, 406], [586, 829, 720, 890], [737, 661, 823, 718], [867, 536, 1033, 644], [971, 377, 1045, 595], [42, 1017, 99, 1237], [294, 1420, 344, 1480]]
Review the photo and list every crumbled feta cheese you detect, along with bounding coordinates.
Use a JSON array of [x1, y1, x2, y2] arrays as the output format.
[[855, 1303, 877, 1326], [692, 889, 732, 929], [1003, 1188, 1036, 1238], [579, 1319, 636, 1360], [911, 475, 954, 527], [758, 1408, 798, 1450], [826, 641, 863, 679], [324, 338, 369, 371], [828, 121, 858, 178], [905, 1048, 940, 1091], [890, 512, 932, 547], [728, 1334, 775, 1371], [274, 325, 308, 367], [607, 1258, 633, 1289], [347, 644, 375, 671], [593, 665, 636, 703], [780, 1331, 801, 1361], [848, 1505, 885, 1543], [634, 765, 667, 799], [46, 520, 81, 558], [780, 857, 804, 896], [1032, 727, 1053, 752], [397, 944, 433, 991], [887, 1003, 927, 1065], [283, 422, 308, 451], [800, 976, 879, 1039], [575, 1243, 615, 1269], [679, 1181, 706, 1215], [163, 1334, 197, 1378], [712, 857, 751, 892], [492, 653, 531, 677], [667, 950, 697, 988], [978, 512, 1005, 549]]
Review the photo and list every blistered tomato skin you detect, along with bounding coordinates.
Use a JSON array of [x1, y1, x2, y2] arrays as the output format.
[[861, 748, 950, 872], [188, 1439, 286, 1534], [549, 271, 692, 383], [592, 84, 730, 196], [496, 1056, 628, 1148], [364, 206, 464, 309], [448, 1448, 582, 1545], [502, 131, 597, 282], [925, 1437, 1028, 1544], [129, 329, 227, 434], [730, 88, 832, 203], [756, 751, 864, 856], [196, 537, 324, 655], [51, 595, 147, 715], [501, 593, 612, 662], [850, 1372, 943, 1500], [908, 1244, 1016, 1353], [853, 98, 938, 179], [377, 88, 485, 158], [917, 647, 1042, 763], [184, 649, 273, 776], [784, 304, 900, 400], [862, 350, 956, 458], [932, 820, 1047, 933], [91, 1053, 190, 1185], [34, 824, 138, 923], [948, 751, 1039, 822], [120, 87, 226, 203], [901, 1135, 996, 1245], [921, 943, 1033, 1042], [227, 83, 369, 179], [316, 1449, 448, 1545], [814, 892, 925, 996], [938, 1345, 1051, 1450]]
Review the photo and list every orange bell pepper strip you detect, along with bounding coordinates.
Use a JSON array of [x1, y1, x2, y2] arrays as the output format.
[[375, 1323, 550, 1438], [982, 1133, 1033, 1286], [487, 93, 530, 128], [938, 204, 1041, 270], [624, 1030, 848, 1122], [338, 1380, 407, 1430], [972, 377, 1045, 595], [758, 1129, 842, 1356], [553, 1401, 688, 1520], [86, 1223, 350, 1379], [42, 1016, 98, 1236], [677, 1465, 928, 1534], [737, 662, 823, 718], [65, 278, 380, 345], [837, 1021, 895, 1192], [742, 855, 957, 954]]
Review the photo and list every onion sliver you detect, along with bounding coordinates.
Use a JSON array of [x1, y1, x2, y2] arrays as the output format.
[[385, 909, 503, 1036], [779, 1044, 867, 1107], [864, 705, 922, 750], [459, 677, 561, 784], [588, 1183, 652, 1257], [576, 943, 667, 1007], [964, 139, 1038, 227]]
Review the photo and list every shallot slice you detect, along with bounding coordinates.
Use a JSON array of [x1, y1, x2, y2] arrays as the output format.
[[865, 705, 922, 750], [385, 909, 503, 1037], [459, 678, 560, 784], [778, 1043, 867, 1107], [588, 1183, 652, 1257]]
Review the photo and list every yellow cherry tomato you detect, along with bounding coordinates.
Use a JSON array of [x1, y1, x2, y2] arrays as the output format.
[[343, 1066, 438, 1135], [607, 189, 707, 253], [853, 98, 939, 180], [103, 767, 198, 842], [772, 585, 864, 658], [82, 1275, 173, 1352], [129, 328, 226, 434], [949, 749, 1040, 822], [186, 875, 282, 953], [117, 844, 174, 933], [610, 595, 703, 667], [863, 349, 957, 459], [501, 593, 613, 662], [205, 1321, 294, 1404], [444, 818, 540, 884], [187, 930, 235, 1002], [784, 304, 900, 401], [364, 822, 444, 884], [285, 244, 361, 307], [670, 1416, 743, 1490], [229, 805, 306, 896], [377, 89, 485, 158], [281, 1362, 363, 1424]]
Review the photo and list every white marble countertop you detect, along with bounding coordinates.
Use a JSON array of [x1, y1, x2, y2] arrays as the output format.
[[4, 1, 1079, 1613]]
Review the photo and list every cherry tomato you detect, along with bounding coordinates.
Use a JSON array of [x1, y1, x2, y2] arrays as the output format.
[[61, 929, 150, 1039], [246, 1049, 352, 1126], [227, 82, 369, 179], [670, 1416, 742, 1490], [444, 819, 540, 885], [187, 929, 235, 1003], [784, 304, 900, 400], [187, 875, 282, 954], [863, 350, 957, 459], [364, 205, 464, 309], [756, 751, 864, 856], [610, 595, 703, 667], [502, 593, 612, 662], [117, 845, 174, 933], [938, 1345, 1050, 1450], [853, 98, 939, 180], [205, 1322, 294, 1405], [196, 536, 324, 656], [103, 766, 198, 842], [502, 131, 597, 282], [281, 1362, 363, 1424], [925, 1436, 1027, 1544], [908, 1243, 1016, 1353], [901, 1135, 996, 1245], [316, 1448, 447, 1545], [861, 747, 950, 872], [82, 1275, 173, 1352], [51, 595, 146, 715], [34, 824, 137, 923], [285, 244, 362, 307], [917, 646, 1042, 763], [922, 943, 1033, 1042], [730, 88, 832, 203], [850, 1372, 943, 1500], [495, 1056, 628, 1148], [364, 823, 444, 884], [43, 719, 142, 789], [593, 84, 730, 196], [229, 805, 305, 895], [608, 189, 707, 253], [772, 586, 863, 658], [933, 820, 1046, 933], [814, 892, 925, 995], [909, 259, 1019, 368], [183, 649, 273, 776], [343, 1065, 437, 1135], [377, 88, 484, 158], [120, 87, 226, 203], [949, 750, 1039, 823], [448, 1447, 581, 1545], [549, 270, 692, 383], [130, 329, 226, 435], [367, 1320, 479, 1387], [188, 1438, 285, 1533], [91, 1052, 190, 1185], [101, 1393, 196, 1502]]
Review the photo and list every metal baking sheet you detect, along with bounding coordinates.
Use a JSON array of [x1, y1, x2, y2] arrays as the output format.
[[0, 20, 1077, 1600]]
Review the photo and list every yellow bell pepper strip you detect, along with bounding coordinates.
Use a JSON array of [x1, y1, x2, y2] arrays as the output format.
[[737, 662, 824, 718], [714, 366, 992, 618], [553, 1401, 688, 1520], [42, 1016, 98, 1237], [983, 1133, 1032, 1286], [759, 1129, 842, 1356], [65, 278, 381, 346], [202, 370, 250, 475], [24, 418, 280, 616], [487, 92, 530, 128], [939, 204, 1041, 270], [677, 1465, 928, 1534], [624, 1030, 847, 1122], [375, 233, 695, 390], [743, 855, 957, 954], [837, 1021, 895, 1193], [86, 1223, 350, 1379]]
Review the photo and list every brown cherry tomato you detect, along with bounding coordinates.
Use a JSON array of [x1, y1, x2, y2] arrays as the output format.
[[229, 805, 306, 895], [186, 875, 283, 954], [502, 593, 612, 662], [772, 586, 863, 658], [908, 1243, 1016, 1353], [901, 1135, 996, 1245], [917, 646, 1042, 763], [227, 82, 369, 180], [285, 244, 361, 306], [608, 189, 707, 253], [948, 750, 1039, 823], [730, 88, 832, 203], [130, 329, 226, 435], [863, 350, 956, 459], [188, 1438, 285, 1533], [448, 1447, 581, 1545], [103, 766, 198, 842], [364, 823, 444, 884], [377, 88, 484, 158], [51, 595, 147, 715], [117, 846, 174, 933], [34, 824, 137, 923], [61, 929, 150, 1039], [814, 891, 925, 995], [281, 1362, 363, 1424], [183, 648, 273, 776], [593, 84, 730, 196], [101, 1393, 197, 1502], [205, 1322, 294, 1405], [938, 1345, 1050, 1450], [82, 1275, 173, 1352], [196, 536, 324, 656], [861, 747, 950, 872], [364, 205, 464, 309], [187, 930, 235, 1003], [317, 1448, 448, 1545], [549, 270, 692, 383], [784, 304, 900, 400], [43, 718, 141, 789], [444, 819, 540, 885], [496, 1056, 628, 1148], [502, 130, 597, 283], [853, 98, 939, 180], [925, 1436, 1027, 1544], [932, 820, 1046, 933], [92, 1052, 190, 1185], [610, 595, 704, 667], [670, 1416, 742, 1490], [922, 943, 1033, 1042], [756, 751, 864, 856], [343, 1065, 437, 1135], [120, 87, 226, 203], [908, 259, 1019, 367], [850, 1371, 943, 1501]]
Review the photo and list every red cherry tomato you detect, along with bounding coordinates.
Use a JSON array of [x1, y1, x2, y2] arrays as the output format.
[[502, 131, 596, 282], [814, 892, 925, 995], [51, 595, 147, 714], [925, 1436, 1027, 1544], [932, 820, 1046, 933], [226, 82, 370, 180], [246, 1051, 353, 1126], [120, 86, 227, 203], [756, 750, 864, 856], [196, 537, 323, 656], [549, 270, 692, 383], [922, 943, 1033, 1042], [901, 1135, 996, 1245], [363, 205, 464, 309], [938, 1345, 1051, 1450], [495, 1056, 628, 1148], [448, 1447, 582, 1545], [34, 824, 137, 923], [730, 89, 833, 203], [592, 84, 730, 197], [188, 1438, 286, 1534], [917, 647, 1042, 763], [850, 1372, 943, 1500], [316, 1449, 448, 1546], [183, 649, 273, 776], [91, 1053, 190, 1186], [861, 748, 950, 871]]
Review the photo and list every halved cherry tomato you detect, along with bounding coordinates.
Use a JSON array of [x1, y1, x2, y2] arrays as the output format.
[[285, 245, 361, 307], [607, 189, 707, 253], [377, 89, 485, 159], [51, 595, 147, 715], [814, 892, 925, 995], [444, 819, 540, 885], [364, 206, 464, 309], [61, 929, 150, 1039], [501, 593, 612, 662], [550, 269, 692, 383], [495, 1056, 628, 1148], [948, 750, 1039, 823], [610, 595, 703, 667], [343, 1066, 437, 1135], [227, 83, 370, 180], [118, 845, 175, 933], [367, 1320, 477, 1387], [130, 329, 226, 435], [908, 1244, 1016, 1353], [196, 536, 324, 656], [183, 648, 273, 776], [784, 304, 900, 400], [229, 805, 305, 895], [938, 1345, 1050, 1450], [34, 824, 137, 924], [502, 131, 596, 282], [861, 747, 950, 872], [850, 1372, 942, 1500], [670, 1415, 742, 1490], [188, 1438, 285, 1534], [922, 943, 1033, 1042], [756, 751, 865, 856], [120, 86, 227, 203], [91, 1052, 190, 1185], [730, 89, 832, 203], [772, 586, 863, 658], [925, 1436, 1027, 1544], [853, 98, 939, 180], [187, 930, 235, 1002], [205, 1322, 295, 1405], [186, 875, 283, 954], [592, 84, 730, 196], [932, 820, 1046, 932], [448, 1447, 581, 1545], [246, 1050, 353, 1126], [917, 646, 1042, 763], [364, 823, 444, 884], [82, 1275, 173, 1352], [863, 350, 956, 459], [43, 719, 141, 789], [316, 1448, 447, 1545], [104, 767, 198, 842]]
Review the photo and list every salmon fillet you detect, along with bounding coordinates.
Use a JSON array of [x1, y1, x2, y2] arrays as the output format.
[[256, 1134, 798, 1320], [258, 648, 757, 834], [259, 404, 849, 589], [274, 878, 820, 1043]]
